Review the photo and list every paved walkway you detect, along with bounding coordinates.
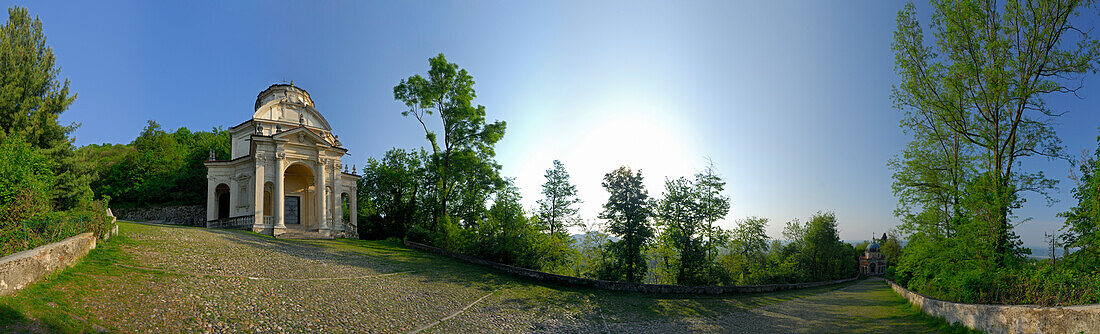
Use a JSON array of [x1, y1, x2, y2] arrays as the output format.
[[1, 222, 951, 333]]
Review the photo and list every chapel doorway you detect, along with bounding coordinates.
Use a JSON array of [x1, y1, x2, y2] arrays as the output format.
[[215, 184, 230, 219], [285, 196, 301, 225]]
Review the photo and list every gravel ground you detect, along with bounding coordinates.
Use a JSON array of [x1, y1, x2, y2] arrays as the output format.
[[1, 222, 950, 333]]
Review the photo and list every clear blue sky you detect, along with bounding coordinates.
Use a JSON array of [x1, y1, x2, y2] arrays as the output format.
[[6, 1, 1098, 247]]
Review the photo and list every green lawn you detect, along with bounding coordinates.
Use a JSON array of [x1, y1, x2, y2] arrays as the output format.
[[0, 222, 973, 333]]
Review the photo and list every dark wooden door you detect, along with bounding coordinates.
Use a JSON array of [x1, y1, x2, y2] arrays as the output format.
[[285, 196, 300, 225], [218, 193, 230, 219]]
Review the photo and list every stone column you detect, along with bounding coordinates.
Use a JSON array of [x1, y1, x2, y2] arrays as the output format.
[[206, 177, 216, 225], [350, 187, 358, 237], [317, 159, 329, 236], [274, 152, 286, 235], [253, 156, 265, 233], [329, 161, 338, 233]]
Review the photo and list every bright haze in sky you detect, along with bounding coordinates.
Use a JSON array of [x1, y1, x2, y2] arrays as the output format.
[[9, 0, 1099, 247]]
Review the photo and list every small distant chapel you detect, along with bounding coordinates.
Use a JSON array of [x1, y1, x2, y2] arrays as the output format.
[[205, 84, 360, 239], [860, 233, 889, 275]]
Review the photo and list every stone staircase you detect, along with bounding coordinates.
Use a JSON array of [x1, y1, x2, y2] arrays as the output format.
[[275, 229, 332, 240]]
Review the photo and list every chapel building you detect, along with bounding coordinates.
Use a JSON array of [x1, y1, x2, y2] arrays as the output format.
[[204, 84, 360, 239], [859, 233, 888, 275]]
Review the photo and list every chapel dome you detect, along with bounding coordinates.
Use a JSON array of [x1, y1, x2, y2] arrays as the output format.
[[867, 242, 881, 252], [255, 83, 314, 111]]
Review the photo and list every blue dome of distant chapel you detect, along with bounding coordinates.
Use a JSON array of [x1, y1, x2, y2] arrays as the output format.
[[867, 242, 881, 252]]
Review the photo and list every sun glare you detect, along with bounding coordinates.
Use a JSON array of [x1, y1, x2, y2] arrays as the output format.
[[512, 99, 703, 233]]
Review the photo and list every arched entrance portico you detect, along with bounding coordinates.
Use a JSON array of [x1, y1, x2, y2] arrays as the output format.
[[283, 162, 316, 230]]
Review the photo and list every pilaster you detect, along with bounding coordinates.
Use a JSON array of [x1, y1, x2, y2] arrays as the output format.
[[273, 151, 286, 236]]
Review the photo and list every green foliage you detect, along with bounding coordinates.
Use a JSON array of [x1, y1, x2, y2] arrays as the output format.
[[374, 54, 583, 273], [85, 121, 230, 207], [393, 53, 507, 234], [357, 148, 427, 240], [566, 229, 611, 279], [459, 185, 569, 271], [0, 6, 75, 150], [653, 170, 731, 285], [597, 166, 653, 283], [890, 0, 1100, 305], [880, 231, 903, 266], [722, 217, 770, 284], [0, 6, 112, 257], [0, 6, 94, 212], [0, 199, 114, 258], [537, 160, 581, 237], [0, 134, 53, 226], [760, 212, 857, 284], [800, 212, 853, 281], [1061, 133, 1100, 271]]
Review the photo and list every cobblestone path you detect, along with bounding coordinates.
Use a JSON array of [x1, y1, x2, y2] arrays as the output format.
[[0, 222, 953, 333]]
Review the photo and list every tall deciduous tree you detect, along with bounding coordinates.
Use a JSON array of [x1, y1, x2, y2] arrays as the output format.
[[731, 217, 769, 263], [695, 160, 731, 274], [724, 217, 769, 284], [654, 165, 732, 285], [357, 148, 427, 240], [537, 160, 581, 236], [892, 0, 1100, 266], [598, 166, 653, 283], [655, 176, 707, 285], [786, 212, 848, 281], [393, 53, 507, 237]]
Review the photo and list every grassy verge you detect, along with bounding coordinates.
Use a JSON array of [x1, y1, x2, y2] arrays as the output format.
[[0, 222, 143, 333]]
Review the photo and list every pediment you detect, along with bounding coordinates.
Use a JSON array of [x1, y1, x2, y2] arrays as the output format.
[[274, 127, 332, 147]]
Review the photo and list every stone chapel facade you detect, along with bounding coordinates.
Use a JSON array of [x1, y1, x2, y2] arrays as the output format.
[[204, 84, 359, 239], [860, 233, 888, 275]]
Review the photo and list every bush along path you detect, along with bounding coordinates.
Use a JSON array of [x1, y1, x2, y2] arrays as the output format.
[[0, 222, 971, 333]]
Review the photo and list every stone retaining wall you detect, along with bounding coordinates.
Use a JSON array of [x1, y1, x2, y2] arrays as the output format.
[[0, 211, 118, 297], [404, 240, 858, 294], [113, 204, 205, 226], [1, 232, 96, 296], [888, 280, 1100, 333]]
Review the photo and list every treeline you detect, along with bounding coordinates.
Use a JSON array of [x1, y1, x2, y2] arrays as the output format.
[[81, 121, 230, 207], [888, 1, 1100, 306], [358, 54, 858, 285], [0, 7, 112, 256]]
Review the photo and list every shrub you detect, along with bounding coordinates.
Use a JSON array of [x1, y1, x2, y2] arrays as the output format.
[[0, 199, 114, 257], [0, 135, 54, 225]]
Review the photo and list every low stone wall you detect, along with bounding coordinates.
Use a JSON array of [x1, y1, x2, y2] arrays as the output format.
[[0, 210, 118, 297], [0, 232, 97, 296], [404, 240, 858, 294], [113, 204, 205, 226], [888, 280, 1100, 333]]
